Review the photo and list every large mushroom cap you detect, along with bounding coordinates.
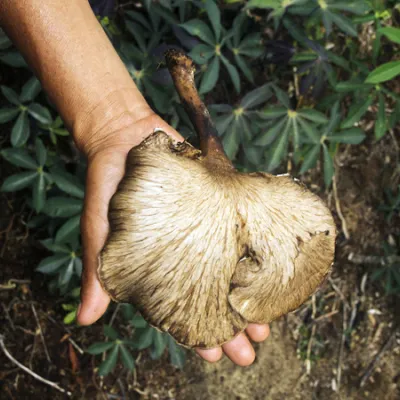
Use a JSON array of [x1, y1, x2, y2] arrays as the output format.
[[98, 50, 336, 349]]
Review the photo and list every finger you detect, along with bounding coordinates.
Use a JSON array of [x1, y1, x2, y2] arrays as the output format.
[[246, 324, 270, 342], [222, 333, 255, 366], [77, 150, 126, 325], [195, 347, 223, 363]]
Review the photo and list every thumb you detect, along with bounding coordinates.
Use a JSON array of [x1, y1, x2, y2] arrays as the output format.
[[77, 151, 126, 325]]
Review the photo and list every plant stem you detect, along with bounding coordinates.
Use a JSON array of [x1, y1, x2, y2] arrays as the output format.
[[165, 49, 232, 166]]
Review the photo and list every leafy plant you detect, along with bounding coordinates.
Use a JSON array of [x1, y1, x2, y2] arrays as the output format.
[[183, 1, 257, 93], [371, 239, 400, 295], [0, 78, 46, 147], [379, 185, 400, 222], [210, 83, 273, 160]]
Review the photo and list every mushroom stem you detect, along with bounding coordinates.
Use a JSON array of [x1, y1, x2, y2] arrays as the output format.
[[165, 49, 232, 165]]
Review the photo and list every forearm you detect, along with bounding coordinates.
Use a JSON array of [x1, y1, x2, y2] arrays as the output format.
[[0, 0, 150, 151]]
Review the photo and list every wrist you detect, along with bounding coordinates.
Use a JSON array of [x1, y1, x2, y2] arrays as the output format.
[[72, 88, 154, 156]]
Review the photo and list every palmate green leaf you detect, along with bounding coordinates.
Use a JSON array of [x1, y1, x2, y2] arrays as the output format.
[[179, 20, 216, 46], [240, 84, 272, 109], [104, 325, 119, 340], [36, 254, 71, 274], [40, 239, 70, 254], [204, 0, 221, 41], [328, 1, 370, 15], [62, 303, 76, 312], [243, 145, 264, 165], [329, 11, 357, 36], [340, 96, 374, 129], [215, 113, 234, 136], [0, 30, 12, 50], [11, 112, 30, 147], [1, 171, 38, 192], [0, 108, 19, 123], [238, 115, 253, 142], [168, 336, 186, 369], [151, 331, 167, 360], [44, 197, 83, 218], [0, 52, 28, 68], [365, 61, 400, 84], [259, 107, 287, 119], [199, 56, 220, 94], [297, 117, 320, 144], [326, 101, 341, 134], [329, 128, 366, 144], [20, 77, 41, 103], [220, 55, 240, 93], [121, 304, 136, 321], [375, 92, 387, 140], [120, 345, 135, 370], [335, 81, 371, 92], [378, 27, 400, 44], [1, 148, 37, 169], [291, 117, 300, 149], [236, 46, 264, 58], [33, 173, 46, 213], [300, 144, 321, 174], [266, 119, 290, 171], [282, 17, 308, 45], [125, 21, 147, 53], [1, 86, 20, 106], [297, 109, 328, 124], [136, 327, 155, 350], [322, 144, 334, 187], [246, 0, 280, 9], [234, 54, 254, 83], [321, 10, 333, 35], [222, 121, 240, 159], [254, 117, 287, 146], [55, 214, 81, 244], [125, 10, 152, 31], [74, 257, 82, 276], [35, 138, 47, 166], [130, 314, 148, 328], [272, 85, 290, 108], [63, 310, 77, 324], [327, 51, 350, 71], [98, 345, 119, 376], [28, 103, 52, 124], [50, 168, 85, 199], [58, 258, 74, 286], [188, 44, 215, 65]]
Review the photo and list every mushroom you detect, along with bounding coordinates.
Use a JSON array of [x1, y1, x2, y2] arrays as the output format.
[[99, 50, 336, 349]]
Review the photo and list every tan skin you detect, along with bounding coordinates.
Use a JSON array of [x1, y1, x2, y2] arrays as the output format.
[[0, 0, 270, 366]]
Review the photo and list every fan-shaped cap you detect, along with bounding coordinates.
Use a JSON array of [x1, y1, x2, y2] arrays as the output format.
[[99, 132, 335, 348]]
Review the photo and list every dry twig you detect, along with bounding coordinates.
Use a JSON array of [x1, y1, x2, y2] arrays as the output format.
[[0, 334, 71, 396], [332, 175, 350, 240], [348, 253, 400, 265], [31, 303, 52, 364], [360, 328, 398, 388], [336, 304, 348, 392]]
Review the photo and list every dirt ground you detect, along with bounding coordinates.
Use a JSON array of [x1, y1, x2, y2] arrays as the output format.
[[1, 127, 400, 399]]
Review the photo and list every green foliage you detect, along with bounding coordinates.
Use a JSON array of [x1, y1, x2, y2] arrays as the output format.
[[0, 0, 399, 376], [86, 305, 186, 376], [371, 239, 400, 295], [379, 185, 400, 223]]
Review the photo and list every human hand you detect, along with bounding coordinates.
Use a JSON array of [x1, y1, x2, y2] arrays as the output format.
[[75, 98, 269, 366]]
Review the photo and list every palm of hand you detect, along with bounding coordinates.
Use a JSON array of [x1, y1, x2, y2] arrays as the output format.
[[77, 112, 269, 366]]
